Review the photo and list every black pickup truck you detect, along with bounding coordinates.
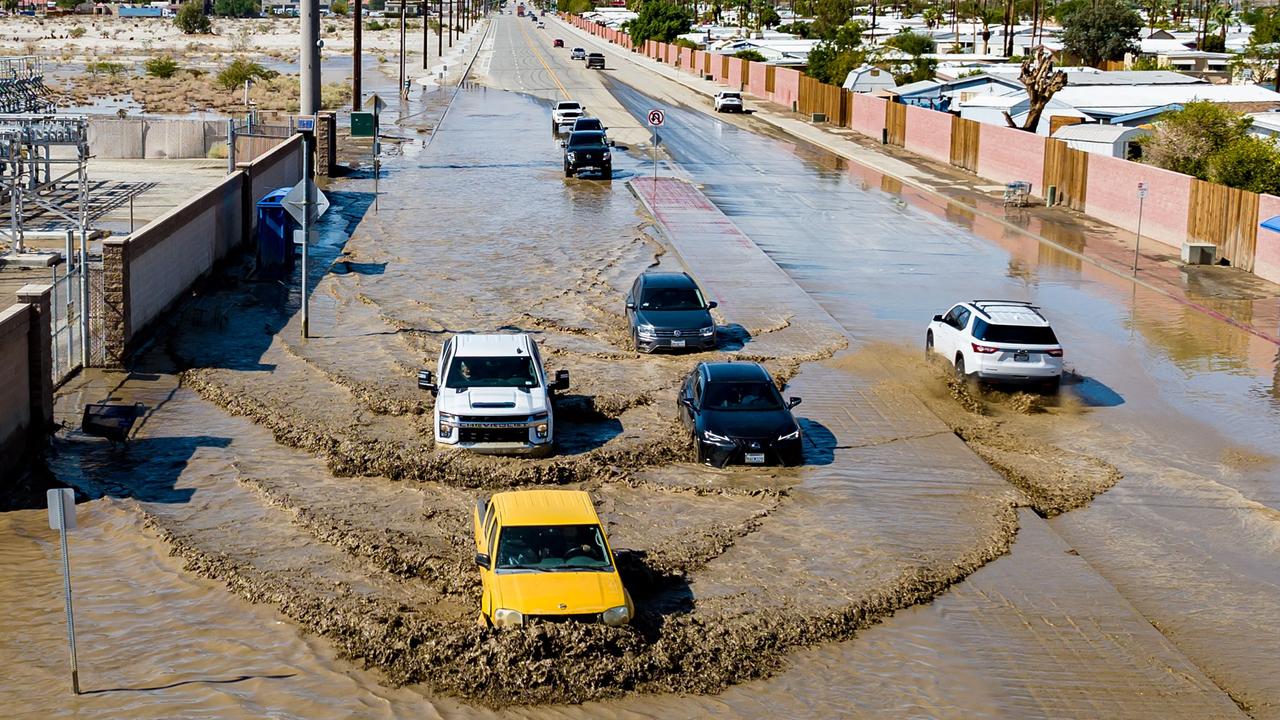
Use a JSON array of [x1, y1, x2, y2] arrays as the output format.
[[586, 52, 605, 69]]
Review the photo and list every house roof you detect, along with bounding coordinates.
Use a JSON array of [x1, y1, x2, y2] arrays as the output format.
[[1052, 123, 1148, 142], [959, 93, 1025, 109], [1248, 112, 1280, 133], [893, 79, 943, 96], [1053, 84, 1280, 115]]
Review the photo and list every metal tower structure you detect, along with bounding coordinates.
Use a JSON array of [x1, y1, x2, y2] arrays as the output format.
[[0, 56, 56, 114], [0, 114, 90, 255]]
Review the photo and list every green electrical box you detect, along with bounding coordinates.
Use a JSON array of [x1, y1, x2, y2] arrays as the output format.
[[351, 111, 377, 138]]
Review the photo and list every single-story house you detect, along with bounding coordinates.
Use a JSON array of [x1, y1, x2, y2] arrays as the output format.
[[1051, 123, 1150, 159], [843, 65, 898, 94], [892, 79, 946, 110], [1247, 112, 1280, 139], [958, 93, 1090, 135]]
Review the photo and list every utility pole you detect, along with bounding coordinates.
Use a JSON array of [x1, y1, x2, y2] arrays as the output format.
[[438, 0, 443, 57], [398, 0, 407, 98], [353, 0, 363, 111], [449, 0, 453, 48], [301, 0, 320, 116], [423, 0, 430, 68]]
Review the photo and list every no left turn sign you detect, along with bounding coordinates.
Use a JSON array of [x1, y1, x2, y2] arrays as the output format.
[[647, 109, 665, 127]]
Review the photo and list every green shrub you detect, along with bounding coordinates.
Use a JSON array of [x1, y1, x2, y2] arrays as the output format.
[[213, 0, 256, 17], [144, 55, 180, 78], [733, 49, 766, 62], [85, 60, 126, 76], [69, 26, 86, 39], [215, 57, 277, 89], [174, 1, 212, 34]]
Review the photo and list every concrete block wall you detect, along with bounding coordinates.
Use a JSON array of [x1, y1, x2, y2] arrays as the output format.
[[102, 134, 303, 366], [88, 118, 223, 159], [1256, 194, 1280, 283], [1084, 155, 1190, 252], [0, 285, 53, 486], [851, 93, 887, 138], [976, 123, 1046, 192], [903, 104, 953, 164]]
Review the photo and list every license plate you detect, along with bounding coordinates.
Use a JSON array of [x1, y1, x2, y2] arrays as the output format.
[[670, 339, 685, 348], [1014, 351, 1029, 362], [744, 452, 765, 464]]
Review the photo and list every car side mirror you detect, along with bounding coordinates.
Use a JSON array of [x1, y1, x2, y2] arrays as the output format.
[[678, 397, 694, 410], [788, 397, 802, 409], [552, 369, 570, 391], [417, 369, 437, 395], [474, 552, 490, 568], [559, 140, 566, 147], [608, 140, 616, 147], [707, 301, 718, 309], [933, 314, 943, 322]]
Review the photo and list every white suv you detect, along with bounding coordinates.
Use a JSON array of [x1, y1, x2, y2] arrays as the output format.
[[925, 300, 1063, 390], [714, 91, 744, 113], [552, 100, 585, 132], [417, 333, 569, 457]]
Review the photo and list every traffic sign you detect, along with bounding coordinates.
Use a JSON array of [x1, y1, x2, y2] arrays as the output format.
[[47, 488, 75, 531], [365, 93, 387, 114], [1137, 181, 1148, 199], [282, 179, 330, 226], [296, 115, 316, 133], [647, 109, 665, 127]]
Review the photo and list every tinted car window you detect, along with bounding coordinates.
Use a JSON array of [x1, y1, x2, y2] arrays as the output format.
[[574, 118, 604, 132], [702, 381, 784, 411], [641, 286, 705, 310], [973, 319, 1059, 344], [567, 132, 607, 149], [446, 356, 537, 389]]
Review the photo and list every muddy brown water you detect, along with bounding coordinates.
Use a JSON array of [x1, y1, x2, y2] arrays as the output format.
[[3, 21, 1277, 717]]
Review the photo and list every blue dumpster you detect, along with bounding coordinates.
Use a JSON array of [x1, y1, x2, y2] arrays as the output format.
[[255, 187, 297, 280]]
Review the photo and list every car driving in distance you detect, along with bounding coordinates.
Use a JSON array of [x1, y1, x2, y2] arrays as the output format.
[[473, 489, 634, 628], [570, 47, 586, 60], [625, 271, 717, 352], [678, 361, 803, 467], [417, 333, 569, 457], [713, 91, 744, 112], [553, 38, 564, 47], [561, 129, 613, 177], [586, 52, 605, 69], [551, 100, 585, 133], [570, 116, 607, 137], [925, 300, 1064, 390]]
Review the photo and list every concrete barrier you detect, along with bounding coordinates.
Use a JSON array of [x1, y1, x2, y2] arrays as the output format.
[[102, 135, 302, 366], [88, 118, 224, 159], [0, 285, 53, 487]]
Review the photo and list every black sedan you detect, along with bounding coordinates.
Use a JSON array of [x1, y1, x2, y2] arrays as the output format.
[[561, 130, 613, 178], [678, 362, 803, 467], [626, 271, 717, 352]]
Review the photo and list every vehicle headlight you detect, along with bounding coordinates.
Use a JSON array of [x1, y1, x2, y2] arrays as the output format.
[[602, 151, 610, 160], [601, 605, 630, 627], [492, 608, 524, 628], [438, 412, 457, 439], [566, 151, 577, 161], [778, 428, 800, 441], [535, 423, 549, 439], [636, 323, 656, 338], [699, 325, 715, 336], [701, 430, 734, 445]]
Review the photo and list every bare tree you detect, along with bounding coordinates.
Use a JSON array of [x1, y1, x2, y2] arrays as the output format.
[[1008, 47, 1068, 131]]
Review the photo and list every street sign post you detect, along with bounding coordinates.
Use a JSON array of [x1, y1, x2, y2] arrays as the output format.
[[282, 180, 330, 226], [47, 488, 79, 694], [647, 108, 665, 182], [363, 94, 385, 211], [1134, 181, 1148, 275]]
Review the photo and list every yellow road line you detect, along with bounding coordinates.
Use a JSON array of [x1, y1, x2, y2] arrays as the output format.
[[516, 17, 571, 99]]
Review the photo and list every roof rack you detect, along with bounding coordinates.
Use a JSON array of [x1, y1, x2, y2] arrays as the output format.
[[968, 300, 1044, 322]]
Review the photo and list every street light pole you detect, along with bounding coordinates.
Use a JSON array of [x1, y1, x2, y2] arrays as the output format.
[[353, 0, 363, 111]]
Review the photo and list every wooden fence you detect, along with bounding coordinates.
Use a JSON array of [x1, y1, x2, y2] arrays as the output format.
[[765, 65, 776, 94], [885, 101, 907, 147], [1042, 139, 1090, 211], [950, 117, 980, 171], [1188, 179, 1259, 270], [798, 75, 849, 124]]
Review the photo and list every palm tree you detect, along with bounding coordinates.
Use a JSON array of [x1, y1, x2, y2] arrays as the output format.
[[1212, 2, 1231, 41], [923, 4, 943, 27]]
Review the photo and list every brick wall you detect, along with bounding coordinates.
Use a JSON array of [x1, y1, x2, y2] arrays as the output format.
[[1084, 154, 1191, 251], [0, 304, 32, 483], [1257, 194, 1280, 284], [851, 93, 887, 138], [903, 104, 953, 165], [976, 123, 1046, 193]]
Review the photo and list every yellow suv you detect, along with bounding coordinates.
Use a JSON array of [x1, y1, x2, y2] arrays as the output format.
[[472, 489, 633, 628]]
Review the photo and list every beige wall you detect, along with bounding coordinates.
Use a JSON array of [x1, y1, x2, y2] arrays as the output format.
[[88, 118, 225, 160], [0, 304, 33, 475]]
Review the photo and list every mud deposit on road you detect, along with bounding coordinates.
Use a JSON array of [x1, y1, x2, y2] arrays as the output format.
[[40, 86, 1099, 707]]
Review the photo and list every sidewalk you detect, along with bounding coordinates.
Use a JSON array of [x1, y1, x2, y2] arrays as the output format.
[[556, 16, 1280, 346]]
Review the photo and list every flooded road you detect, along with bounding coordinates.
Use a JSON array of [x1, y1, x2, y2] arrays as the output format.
[[1, 11, 1275, 719]]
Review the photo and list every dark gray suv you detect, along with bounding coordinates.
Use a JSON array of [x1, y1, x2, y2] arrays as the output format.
[[626, 271, 718, 352]]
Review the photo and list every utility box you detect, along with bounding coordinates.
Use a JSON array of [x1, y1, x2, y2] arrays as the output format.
[[351, 111, 377, 138], [811, 112, 827, 123], [255, 187, 298, 280], [1181, 242, 1217, 265]]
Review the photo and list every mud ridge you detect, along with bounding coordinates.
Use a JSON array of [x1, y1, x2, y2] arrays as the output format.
[[138, 498, 1020, 707]]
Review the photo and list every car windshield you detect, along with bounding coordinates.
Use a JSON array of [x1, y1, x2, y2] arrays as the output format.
[[702, 381, 785, 411], [973, 319, 1059, 345], [641, 285, 705, 310], [445, 355, 537, 389], [723, 93, 741, 99], [568, 132, 607, 149], [574, 119, 603, 131], [557, 102, 581, 111], [495, 524, 613, 570]]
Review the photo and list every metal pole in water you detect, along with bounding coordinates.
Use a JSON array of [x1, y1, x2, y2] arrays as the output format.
[[54, 490, 79, 695], [1133, 195, 1144, 275]]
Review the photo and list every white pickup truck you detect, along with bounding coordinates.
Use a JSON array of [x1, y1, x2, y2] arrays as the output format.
[[417, 333, 569, 457], [552, 100, 585, 133]]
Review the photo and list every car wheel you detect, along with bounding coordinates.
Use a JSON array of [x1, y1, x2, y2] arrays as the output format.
[[1043, 376, 1061, 394], [632, 328, 642, 352], [602, 162, 612, 177], [954, 354, 967, 378], [925, 330, 934, 358], [564, 165, 574, 178]]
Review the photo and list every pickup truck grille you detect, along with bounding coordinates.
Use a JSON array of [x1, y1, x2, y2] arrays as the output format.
[[460, 427, 530, 443], [460, 415, 538, 424]]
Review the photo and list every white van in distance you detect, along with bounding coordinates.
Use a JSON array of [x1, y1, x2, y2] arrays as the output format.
[[418, 334, 569, 457]]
